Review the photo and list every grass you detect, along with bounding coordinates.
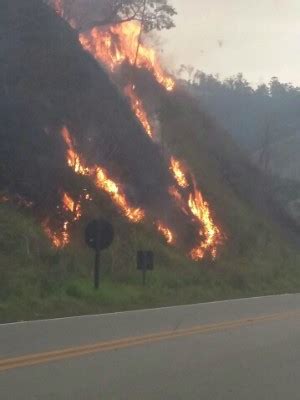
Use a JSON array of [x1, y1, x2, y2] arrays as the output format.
[[1, 201, 300, 323], [2, 259, 300, 323]]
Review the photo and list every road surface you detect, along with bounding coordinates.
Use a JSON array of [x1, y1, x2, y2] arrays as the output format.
[[1, 294, 300, 399]]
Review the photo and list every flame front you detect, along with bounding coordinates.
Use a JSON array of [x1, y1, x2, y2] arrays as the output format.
[[168, 156, 222, 259], [170, 157, 189, 189], [156, 222, 174, 244], [188, 189, 221, 260], [72, 22, 222, 258], [79, 21, 175, 91], [95, 167, 145, 223], [51, 5, 224, 259], [62, 127, 144, 224], [124, 85, 153, 138]]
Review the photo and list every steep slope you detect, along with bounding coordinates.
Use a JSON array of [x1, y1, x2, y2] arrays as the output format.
[[0, 0, 300, 321]]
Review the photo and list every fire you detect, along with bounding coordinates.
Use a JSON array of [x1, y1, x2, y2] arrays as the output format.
[[63, 192, 75, 212], [52, 5, 224, 259], [62, 127, 88, 175], [43, 220, 70, 248], [79, 21, 175, 91], [43, 191, 81, 248], [62, 192, 82, 221], [169, 161, 222, 259], [156, 222, 174, 244], [124, 85, 153, 138], [170, 157, 189, 188], [62, 127, 144, 223], [188, 189, 221, 260], [95, 167, 145, 223]]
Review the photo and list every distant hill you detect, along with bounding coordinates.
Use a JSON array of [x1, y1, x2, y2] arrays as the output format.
[[186, 70, 300, 222]]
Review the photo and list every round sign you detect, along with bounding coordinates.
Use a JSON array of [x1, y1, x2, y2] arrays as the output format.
[[85, 218, 114, 251]]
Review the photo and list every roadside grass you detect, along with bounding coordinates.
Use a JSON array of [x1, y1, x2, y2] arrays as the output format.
[[1, 204, 300, 323]]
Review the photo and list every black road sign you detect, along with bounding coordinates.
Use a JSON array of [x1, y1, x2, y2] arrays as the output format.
[[85, 219, 114, 251], [137, 251, 154, 286], [85, 219, 114, 289], [137, 251, 154, 271]]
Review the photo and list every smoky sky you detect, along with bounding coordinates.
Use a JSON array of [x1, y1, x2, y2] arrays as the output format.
[[162, 0, 300, 86]]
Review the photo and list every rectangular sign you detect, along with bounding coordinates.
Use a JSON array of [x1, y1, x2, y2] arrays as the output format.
[[137, 251, 154, 271]]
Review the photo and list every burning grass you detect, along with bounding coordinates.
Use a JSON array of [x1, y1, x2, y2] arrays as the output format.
[[78, 19, 223, 260], [41, 5, 224, 260], [124, 85, 154, 139]]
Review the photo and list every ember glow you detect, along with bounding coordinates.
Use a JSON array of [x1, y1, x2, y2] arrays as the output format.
[[62, 127, 145, 224], [79, 21, 175, 91], [124, 85, 153, 138], [156, 222, 174, 244]]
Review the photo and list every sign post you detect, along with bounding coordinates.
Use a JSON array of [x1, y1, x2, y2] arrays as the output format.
[[85, 219, 114, 289], [137, 250, 154, 286], [94, 249, 100, 290]]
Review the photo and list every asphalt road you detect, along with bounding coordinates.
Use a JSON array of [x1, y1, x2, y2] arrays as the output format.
[[1, 294, 300, 399]]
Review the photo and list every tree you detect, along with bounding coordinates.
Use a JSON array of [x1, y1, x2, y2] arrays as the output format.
[[47, 0, 177, 32], [255, 84, 269, 97]]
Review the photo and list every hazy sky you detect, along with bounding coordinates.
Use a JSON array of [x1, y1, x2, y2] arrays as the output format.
[[161, 0, 300, 86]]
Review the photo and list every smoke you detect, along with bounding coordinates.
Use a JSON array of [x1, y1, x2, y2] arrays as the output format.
[[47, 0, 116, 30]]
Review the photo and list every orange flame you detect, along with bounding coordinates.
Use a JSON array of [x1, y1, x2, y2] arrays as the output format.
[[43, 220, 70, 248], [188, 189, 222, 260], [169, 161, 222, 259], [79, 21, 175, 91], [43, 191, 82, 248], [95, 167, 145, 223], [53, 3, 224, 259], [62, 192, 82, 221], [124, 85, 153, 138], [170, 157, 189, 188], [156, 222, 174, 244], [62, 127, 144, 223]]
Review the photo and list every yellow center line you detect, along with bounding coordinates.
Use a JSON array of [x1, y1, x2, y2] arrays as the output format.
[[0, 309, 299, 372]]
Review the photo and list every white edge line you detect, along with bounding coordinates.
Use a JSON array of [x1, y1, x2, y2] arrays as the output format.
[[0, 293, 295, 327]]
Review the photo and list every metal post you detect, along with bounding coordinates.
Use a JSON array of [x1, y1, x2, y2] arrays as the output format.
[[94, 250, 100, 290], [142, 266, 146, 286]]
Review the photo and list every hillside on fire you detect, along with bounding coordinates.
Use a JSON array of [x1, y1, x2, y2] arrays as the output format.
[[1, 0, 300, 322]]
